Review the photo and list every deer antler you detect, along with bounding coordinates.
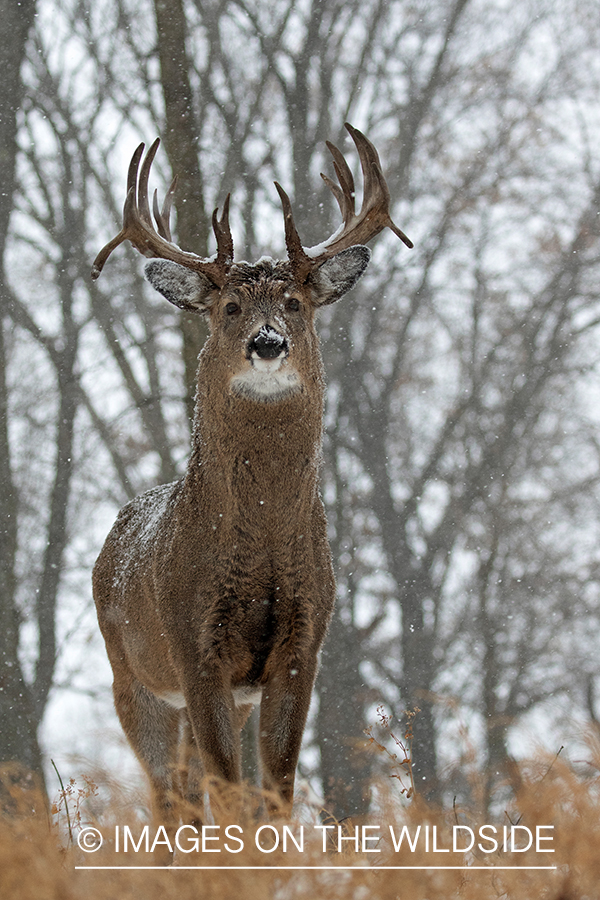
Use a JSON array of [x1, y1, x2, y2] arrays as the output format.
[[91, 139, 233, 288], [275, 123, 412, 283]]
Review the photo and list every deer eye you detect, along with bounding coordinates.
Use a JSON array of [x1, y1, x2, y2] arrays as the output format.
[[286, 297, 300, 312], [225, 301, 240, 316]]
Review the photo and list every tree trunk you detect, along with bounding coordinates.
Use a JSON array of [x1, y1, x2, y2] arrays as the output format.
[[153, 0, 210, 422], [0, 0, 46, 798], [316, 608, 372, 821]]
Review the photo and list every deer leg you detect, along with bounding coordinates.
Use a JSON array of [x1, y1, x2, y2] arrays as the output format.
[[178, 712, 204, 816], [178, 701, 252, 814], [111, 669, 182, 863], [181, 671, 242, 786], [258, 661, 318, 812]]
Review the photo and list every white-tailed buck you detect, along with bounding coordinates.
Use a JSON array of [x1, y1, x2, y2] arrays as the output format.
[[91, 124, 411, 847]]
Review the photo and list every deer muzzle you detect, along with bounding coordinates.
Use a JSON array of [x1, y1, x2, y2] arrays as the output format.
[[248, 325, 288, 361]]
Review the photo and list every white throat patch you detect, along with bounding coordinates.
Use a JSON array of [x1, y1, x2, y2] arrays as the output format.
[[230, 356, 301, 401]]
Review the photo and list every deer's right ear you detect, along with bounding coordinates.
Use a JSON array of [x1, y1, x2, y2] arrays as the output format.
[[144, 260, 218, 312]]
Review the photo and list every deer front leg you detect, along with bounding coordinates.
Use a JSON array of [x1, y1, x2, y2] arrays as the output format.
[[258, 658, 318, 812], [178, 712, 205, 814], [180, 668, 242, 787]]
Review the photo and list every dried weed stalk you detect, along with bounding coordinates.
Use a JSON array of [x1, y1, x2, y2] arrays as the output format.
[[364, 704, 420, 799]]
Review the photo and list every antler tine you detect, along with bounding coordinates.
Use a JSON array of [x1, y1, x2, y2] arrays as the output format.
[[211, 194, 234, 268], [274, 181, 314, 284], [320, 172, 345, 221], [152, 189, 168, 240], [346, 123, 386, 209], [324, 139, 356, 225], [138, 138, 160, 228], [126, 142, 145, 207], [153, 176, 178, 242], [321, 144, 354, 226], [91, 140, 234, 287]]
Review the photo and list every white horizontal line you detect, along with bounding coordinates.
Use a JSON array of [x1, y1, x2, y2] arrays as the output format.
[[75, 865, 558, 871]]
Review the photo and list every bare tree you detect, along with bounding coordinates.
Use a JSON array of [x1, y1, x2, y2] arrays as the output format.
[[0, 0, 43, 791], [318, 0, 600, 809]]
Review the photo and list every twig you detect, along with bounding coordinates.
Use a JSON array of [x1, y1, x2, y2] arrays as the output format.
[[51, 759, 73, 846]]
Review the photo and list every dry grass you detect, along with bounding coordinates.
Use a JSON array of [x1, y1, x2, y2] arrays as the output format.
[[3, 740, 600, 900]]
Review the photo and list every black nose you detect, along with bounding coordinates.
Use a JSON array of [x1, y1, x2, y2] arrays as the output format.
[[248, 325, 288, 359]]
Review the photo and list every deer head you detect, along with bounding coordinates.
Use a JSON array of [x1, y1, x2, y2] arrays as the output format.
[[92, 124, 411, 405]]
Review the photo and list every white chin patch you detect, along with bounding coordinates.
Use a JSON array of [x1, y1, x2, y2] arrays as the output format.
[[231, 357, 301, 401]]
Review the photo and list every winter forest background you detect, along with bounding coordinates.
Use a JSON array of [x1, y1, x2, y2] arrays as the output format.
[[1, 0, 600, 821]]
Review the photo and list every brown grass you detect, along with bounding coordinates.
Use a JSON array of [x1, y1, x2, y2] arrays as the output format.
[[2, 742, 600, 900]]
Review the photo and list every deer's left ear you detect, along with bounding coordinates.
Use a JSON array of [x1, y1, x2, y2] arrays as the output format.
[[310, 245, 371, 306]]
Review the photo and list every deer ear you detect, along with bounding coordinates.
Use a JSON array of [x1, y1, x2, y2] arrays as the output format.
[[144, 260, 218, 312], [310, 245, 371, 306]]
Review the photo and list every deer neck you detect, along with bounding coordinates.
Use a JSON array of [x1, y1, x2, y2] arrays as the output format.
[[188, 380, 323, 500]]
